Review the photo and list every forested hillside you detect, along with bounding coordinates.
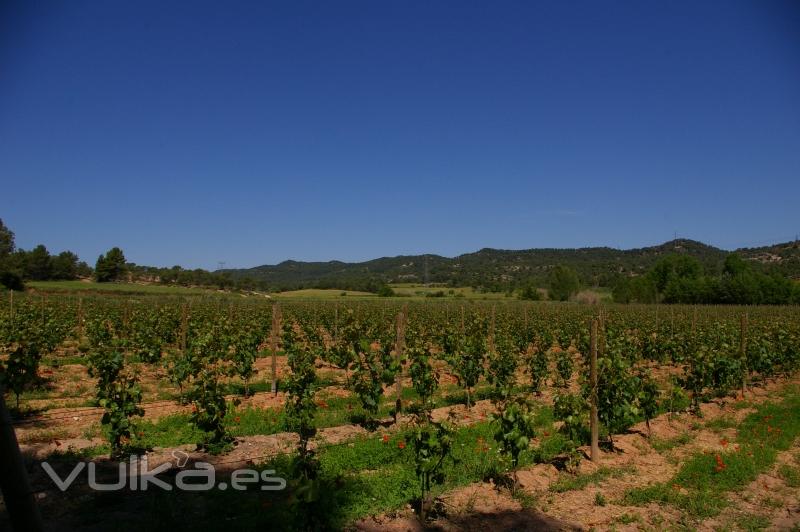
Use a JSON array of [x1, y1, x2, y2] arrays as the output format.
[[224, 238, 800, 291]]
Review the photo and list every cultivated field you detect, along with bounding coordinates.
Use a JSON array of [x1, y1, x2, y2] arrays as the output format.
[[1, 291, 799, 530]]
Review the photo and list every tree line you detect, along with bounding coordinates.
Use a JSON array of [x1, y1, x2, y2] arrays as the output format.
[[0, 219, 92, 289], [0, 219, 266, 292], [613, 253, 800, 305]]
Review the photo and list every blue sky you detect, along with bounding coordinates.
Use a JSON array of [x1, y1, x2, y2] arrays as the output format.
[[1, 1, 798, 269]]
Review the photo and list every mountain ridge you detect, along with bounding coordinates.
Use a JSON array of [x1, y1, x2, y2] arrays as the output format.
[[222, 238, 800, 291]]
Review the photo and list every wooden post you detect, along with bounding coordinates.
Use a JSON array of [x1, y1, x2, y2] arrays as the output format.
[[488, 305, 496, 355], [598, 308, 605, 358], [0, 384, 45, 532], [270, 303, 282, 395], [654, 303, 659, 339], [590, 318, 600, 462], [334, 305, 339, 343], [670, 307, 674, 338], [77, 297, 84, 338], [180, 303, 188, 354], [394, 305, 407, 417], [740, 313, 748, 393]]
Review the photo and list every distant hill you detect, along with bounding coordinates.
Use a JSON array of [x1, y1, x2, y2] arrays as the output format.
[[223, 239, 800, 291], [737, 240, 800, 279]]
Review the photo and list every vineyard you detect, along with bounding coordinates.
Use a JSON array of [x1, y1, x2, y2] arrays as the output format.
[[1, 291, 800, 530]]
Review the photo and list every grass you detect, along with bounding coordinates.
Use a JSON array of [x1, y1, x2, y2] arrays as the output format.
[[27, 280, 217, 295], [778, 463, 800, 487], [622, 386, 800, 520], [734, 514, 771, 531], [389, 283, 513, 300], [651, 432, 693, 452], [98, 401, 566, 529], [704, 415, 737, 431], [105, 418, 556, 530], [272, 288, 376, 299], [550, 466, 633, 493]]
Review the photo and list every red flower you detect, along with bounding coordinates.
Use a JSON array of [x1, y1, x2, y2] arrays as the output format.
[[397, 441, 406, 450], [720, 438, 728, 447], [382, 434, 389, 444]]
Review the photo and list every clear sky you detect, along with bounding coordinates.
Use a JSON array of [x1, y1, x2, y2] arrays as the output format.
[[1, 1, 798, 269]]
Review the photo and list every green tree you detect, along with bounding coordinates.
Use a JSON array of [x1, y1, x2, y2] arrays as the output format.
[[0, 218, 14, 257], [548, 265, 580, 301], [51, 251, 80, 280], [723, 253, 749, 277], [377, 284, 395, 297], [648, 254, 702, 293], [95, 247, 127, 282], [0, 219, 24, 290], [25, 244, 53, 281], [612, 276, 658, 303], [518, 283, 541, 301]]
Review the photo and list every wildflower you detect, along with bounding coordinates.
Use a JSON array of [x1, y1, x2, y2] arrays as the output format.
[[720, 438, 728, 447], [382, 434, 389, 444], [397, 441, 406, 450], [234, 416, 241, 423]]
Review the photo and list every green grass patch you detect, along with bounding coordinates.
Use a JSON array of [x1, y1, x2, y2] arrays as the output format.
[[28, 280, 215, 296], [778, 463, 800, 487], [735, 514, 771, 531], [550, 466, 633, 493], [623, 387, 800, 520], [651, 432, 692, 452], [705, 415, 737, 431]]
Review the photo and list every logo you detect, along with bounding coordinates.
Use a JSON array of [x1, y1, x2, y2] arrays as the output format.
[[41, 453, 287, 492]]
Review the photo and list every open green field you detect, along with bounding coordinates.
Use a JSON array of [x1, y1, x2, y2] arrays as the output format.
[[27, 280, 218, 296], [388, 282, 513, 299], [24, 280, 615, 304], [272, 288, 376, 299]]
